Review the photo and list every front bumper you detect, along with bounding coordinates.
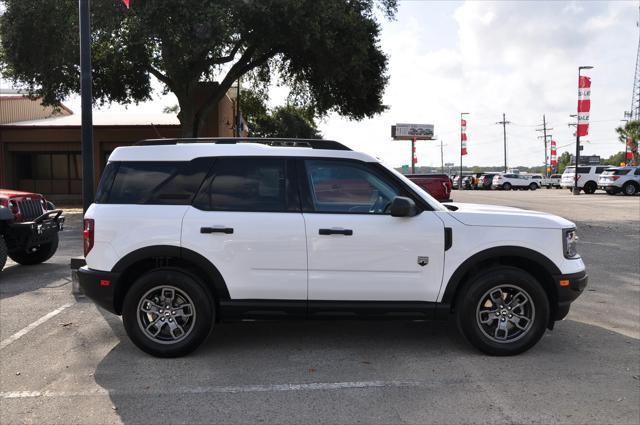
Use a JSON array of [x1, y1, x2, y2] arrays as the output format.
[[78, 266, 121, 314], [552, 270, 588, 321], [6, 210, 65, 251]]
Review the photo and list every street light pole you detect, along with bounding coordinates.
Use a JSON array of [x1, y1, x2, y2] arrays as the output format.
[[79, 0, 94, 213], [574, 65, 593, 195]]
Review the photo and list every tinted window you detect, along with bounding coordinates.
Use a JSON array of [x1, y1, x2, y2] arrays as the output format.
[[635, 168, 640, 175], [105, 159, 210, 204], [577, 167, 590, 174], [305, 160, 400, 214], [195, 158, 288, 212], [595, 167, 608, 174], [611, 169, 631, 176]]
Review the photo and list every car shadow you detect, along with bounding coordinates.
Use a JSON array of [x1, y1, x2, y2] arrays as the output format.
[[93, 318, 639, 424], [0, 262, 72, 299]]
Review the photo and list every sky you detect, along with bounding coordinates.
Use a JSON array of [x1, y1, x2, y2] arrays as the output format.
[[20, 0, 640, 168]]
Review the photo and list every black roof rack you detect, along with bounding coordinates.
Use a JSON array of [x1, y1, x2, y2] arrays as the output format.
[[133, 137, 351, 151]]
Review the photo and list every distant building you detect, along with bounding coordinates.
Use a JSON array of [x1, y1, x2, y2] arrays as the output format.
[[570, 155, 601, 165], [0, 85, 244, 201]]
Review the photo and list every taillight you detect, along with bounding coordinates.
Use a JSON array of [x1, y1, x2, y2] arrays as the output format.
[[83, 218, 95, 256], [611, 176, 620, 181]]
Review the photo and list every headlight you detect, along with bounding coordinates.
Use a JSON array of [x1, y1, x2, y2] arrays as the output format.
[[563, 228, 579, 258]]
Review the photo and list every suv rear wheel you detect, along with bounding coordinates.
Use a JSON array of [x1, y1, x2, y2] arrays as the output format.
[[583, 181, 597, 194], [122, 269, 214, 357], [502, 182, 512, 191], [456, 266, 549, 356], [8, 233, 59, 265], [622, 181, 638, 196]]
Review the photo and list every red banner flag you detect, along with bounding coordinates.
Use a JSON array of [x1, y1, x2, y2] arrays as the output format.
[[550, 140, 557, 167], [122, 0, 130, 8], [412, 143, 418, 164], [461, 118, 468, 156], [577, 75, 591, 137]]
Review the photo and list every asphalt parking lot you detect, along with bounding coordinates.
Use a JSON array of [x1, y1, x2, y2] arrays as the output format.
[[1, 191, 639, 424]]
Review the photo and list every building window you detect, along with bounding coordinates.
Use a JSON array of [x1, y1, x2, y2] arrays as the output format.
[[14, 152, 82, 195]]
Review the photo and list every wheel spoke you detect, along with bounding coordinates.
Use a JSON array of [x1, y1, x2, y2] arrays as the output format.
[[508, 291, 528, 310], [146, 319, 164, 337], [174, 303, 193, 318], [508, 313, 531, 330], [478, 309, 498, 324], [494, 321, 509, 341], [140, 300, 161, 315], [167, 320, 186, 339], [161, 288, 176, 304], [489, 289, 504, 307]]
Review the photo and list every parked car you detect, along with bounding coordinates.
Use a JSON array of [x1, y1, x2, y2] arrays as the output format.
[[492, 174, 538, 190], [79, 138, 587, 358], [0, 189, 64, 270], [406, 174, 452, 202], [560, 165, 610, 194], [527, 174, 545, 189], [546, 174, 562, 189], [477, 174, 498, 190], [452, 174, 472, 190], [597, 166, 640, 195]]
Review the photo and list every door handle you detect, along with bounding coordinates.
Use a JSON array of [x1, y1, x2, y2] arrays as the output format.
[[201, 226, 234, 234], [319, 228, 353, 236]]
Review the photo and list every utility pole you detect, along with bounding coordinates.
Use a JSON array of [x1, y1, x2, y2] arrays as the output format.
[[79, 0, 94, 213], [440, 140, 446, 173], [496, 113, 511, 172], [536, 115, 553, 177]]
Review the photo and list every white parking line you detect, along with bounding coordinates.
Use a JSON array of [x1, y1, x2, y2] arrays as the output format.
[[1, 380, 427, 399], [0, 303, 74, 350]]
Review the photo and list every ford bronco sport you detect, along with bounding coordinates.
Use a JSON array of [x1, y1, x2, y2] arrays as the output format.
[[79, 138, 587, 357]]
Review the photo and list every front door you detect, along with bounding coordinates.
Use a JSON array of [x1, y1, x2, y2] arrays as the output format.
[[300, 159, 445, 302]]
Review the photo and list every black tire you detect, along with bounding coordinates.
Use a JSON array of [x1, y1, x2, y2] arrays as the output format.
[[122, 269, 214, 357], [456, 266, 550, 356], [622, 182, 638, 196], [583, 181, 597, 194], [529, 183, 537, 191], [0, 236, 7, 271], [502, 183, 512, 191], [8, 233, 59, 265]]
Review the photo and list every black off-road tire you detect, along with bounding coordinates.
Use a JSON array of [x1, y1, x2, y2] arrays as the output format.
[[583, 181, 597, 194], [622, 182, 638, 196], [8, 233, 59, 265], [456, 266, 550, 356], [0, 236, 7, 271], [122, 269, 214, 358]]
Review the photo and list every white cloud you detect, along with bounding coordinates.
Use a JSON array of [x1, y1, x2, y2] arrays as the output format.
[[321, 0, 638, 168]]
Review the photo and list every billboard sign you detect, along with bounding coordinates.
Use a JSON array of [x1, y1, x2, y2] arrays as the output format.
[[391, 123, 434, 140]]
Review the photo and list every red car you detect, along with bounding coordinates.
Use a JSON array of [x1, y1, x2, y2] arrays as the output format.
[[406, 174, 452, 202], [0, 189, 64, 270]]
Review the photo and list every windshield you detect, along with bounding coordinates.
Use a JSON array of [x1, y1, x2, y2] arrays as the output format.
[[382, 163, 448, 211]]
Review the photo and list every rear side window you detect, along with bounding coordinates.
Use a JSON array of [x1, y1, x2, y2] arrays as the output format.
[[611, 169, 631, 176], [100, 159, 210, 205], [595, 167, 608, 174], [577, 167, 590, 174], [194, 157, 292, 212]]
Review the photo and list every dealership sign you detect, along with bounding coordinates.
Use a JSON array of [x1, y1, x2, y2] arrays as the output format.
[[391, 123, 434, 140]]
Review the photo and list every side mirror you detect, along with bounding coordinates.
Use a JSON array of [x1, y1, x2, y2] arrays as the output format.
[[390, 196, 417, 217]]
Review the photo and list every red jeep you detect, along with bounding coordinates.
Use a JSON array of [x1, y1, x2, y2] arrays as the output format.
[[0, 189, 64, 271], [406, 174, 452, 202]]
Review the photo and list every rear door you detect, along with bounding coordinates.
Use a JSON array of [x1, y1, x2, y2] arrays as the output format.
[[300, 159, 445, 302], [181, 157, 307, 300]]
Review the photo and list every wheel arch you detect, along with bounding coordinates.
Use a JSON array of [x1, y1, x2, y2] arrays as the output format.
[[111, 245, 230, 315], [441, 246, 561, 320]]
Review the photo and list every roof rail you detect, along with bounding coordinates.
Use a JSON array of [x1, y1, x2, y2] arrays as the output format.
[[133, 137, 351, 151]]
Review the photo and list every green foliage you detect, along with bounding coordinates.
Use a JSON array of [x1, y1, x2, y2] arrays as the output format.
[[557, 151, 572, 173], [601, 151, 627, 166], [0, 0, 397, 137], [241, 88, 321, 139], [615, 120, 639, 165]]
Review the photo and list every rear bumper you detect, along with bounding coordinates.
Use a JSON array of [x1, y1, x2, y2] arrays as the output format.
[[78, 266, 121, 314], [553, 270, 588, 321]]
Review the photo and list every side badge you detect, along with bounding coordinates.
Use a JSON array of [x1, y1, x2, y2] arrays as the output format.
[[417, 256, 429, 267]]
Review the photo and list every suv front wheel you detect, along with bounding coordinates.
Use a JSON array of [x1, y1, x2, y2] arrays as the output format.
[[456, 266, 549, 356], [122, 269, 214, 357]]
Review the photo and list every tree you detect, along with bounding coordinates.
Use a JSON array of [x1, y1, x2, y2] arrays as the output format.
[[615, 120, 639, 165], [601, 151, 626, 166], [0, 0, 396, 137], [241, 88, 321, 138], [557, 151, 572, 173]]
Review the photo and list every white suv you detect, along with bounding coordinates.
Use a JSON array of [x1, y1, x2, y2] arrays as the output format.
[[79, 138, 587, 357], [492, 174, 539, 190], [560, 165, 610, 194], [597, 166, 640, 196]]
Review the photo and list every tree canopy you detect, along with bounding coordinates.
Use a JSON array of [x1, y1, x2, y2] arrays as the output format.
[[0, 0, 397, 137], [615, 120, 639, 165]]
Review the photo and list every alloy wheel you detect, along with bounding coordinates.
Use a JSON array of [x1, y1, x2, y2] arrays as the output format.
[[476, 285, 535, 344], [136, 285, 196, 344]]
